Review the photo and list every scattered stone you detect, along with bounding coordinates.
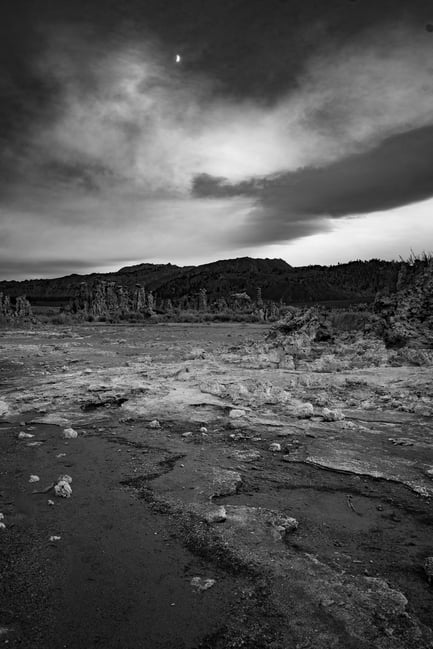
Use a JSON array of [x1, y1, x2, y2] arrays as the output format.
[[199, 426, 208, 434], [424, 557, 433, 584], [282, 454, 291, 462], [148, 420, 161, 429], [27, 441, 43, 447], [62, 427, 78, 439], [269, 442, 282, 452], [18, 431, 34, 439], [204, 506, 227, 524], [182, 431, 193, 438], [29, 475, 40, 483], [322, 407, 345, 422], [229, 409, 246, 419], [54, 474, 73, 498], [190, 577, 216, 591], [48, 500, 55, 506], [49, 535, 61, 542], [56, 453, 67, 458], [294, 403, 314, 419], [270, 513, 299, 535], [0, 522, 6, 530], [229, 432, 246, 441], [84, 368, 92, 374]]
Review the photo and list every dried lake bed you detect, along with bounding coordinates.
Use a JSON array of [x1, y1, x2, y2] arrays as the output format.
[[1, 323, 433, 648]]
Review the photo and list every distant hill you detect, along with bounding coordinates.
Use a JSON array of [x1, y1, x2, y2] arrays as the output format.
[[0, 256, 401, 307]]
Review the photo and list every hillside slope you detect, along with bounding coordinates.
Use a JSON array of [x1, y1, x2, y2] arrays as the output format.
[[0, 257, 401, 306]]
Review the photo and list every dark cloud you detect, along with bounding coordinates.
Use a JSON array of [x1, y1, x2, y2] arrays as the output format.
[[2, 0, 433, 277], [193, 124, 433, 244]]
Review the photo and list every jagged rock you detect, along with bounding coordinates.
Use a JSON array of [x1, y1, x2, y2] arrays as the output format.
[[54, 474, 72, 498], [0, 293, 32, 321]]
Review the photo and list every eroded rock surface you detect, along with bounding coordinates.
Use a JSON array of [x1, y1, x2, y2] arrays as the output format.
[[1, 322, 433, 648]]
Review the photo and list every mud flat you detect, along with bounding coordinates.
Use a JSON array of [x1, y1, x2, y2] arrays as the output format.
[[1, 323, 433, 648]]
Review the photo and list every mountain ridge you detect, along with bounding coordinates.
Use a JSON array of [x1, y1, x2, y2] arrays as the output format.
[[0, 256, 401, 306]]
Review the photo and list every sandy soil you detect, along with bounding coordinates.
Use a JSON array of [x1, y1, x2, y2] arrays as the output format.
[[1, 323, 433, 648]]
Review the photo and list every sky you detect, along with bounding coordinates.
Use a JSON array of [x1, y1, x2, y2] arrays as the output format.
[[1, 0, 433, 279]]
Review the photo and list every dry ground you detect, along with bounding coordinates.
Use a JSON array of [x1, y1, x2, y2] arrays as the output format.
[[1, 323, 433, 648]]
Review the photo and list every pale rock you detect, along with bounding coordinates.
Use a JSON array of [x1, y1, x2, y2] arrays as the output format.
[[199, 381, 224, 396], [322, 407, 345, 422], [62, 427, 78, 439], [269, 442, 282, 452], [148, 420, 160, 429], [293, 403, 314, 419], [229, 409, 246, 419], [0, 400, 9, 416], [29, 475, 40, 483], [204, 506, 227, 524], [232, 449, 261, 462], [191, 577, 216, 591], [54, 475, 72, 498]]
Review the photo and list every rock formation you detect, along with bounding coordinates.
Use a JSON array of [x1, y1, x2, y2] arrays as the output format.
[[0, 293, 32, 321]]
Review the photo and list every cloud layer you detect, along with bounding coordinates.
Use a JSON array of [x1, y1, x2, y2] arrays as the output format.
[[2, 19, 433, 277]]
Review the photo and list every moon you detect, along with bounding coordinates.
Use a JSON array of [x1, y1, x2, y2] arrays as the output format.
[[175, 54, 181, 63]]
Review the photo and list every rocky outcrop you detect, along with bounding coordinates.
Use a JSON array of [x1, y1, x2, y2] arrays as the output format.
[[70, 280, 154, 320], [374, 260, 433, 348], [0, 293, 32, 321]]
